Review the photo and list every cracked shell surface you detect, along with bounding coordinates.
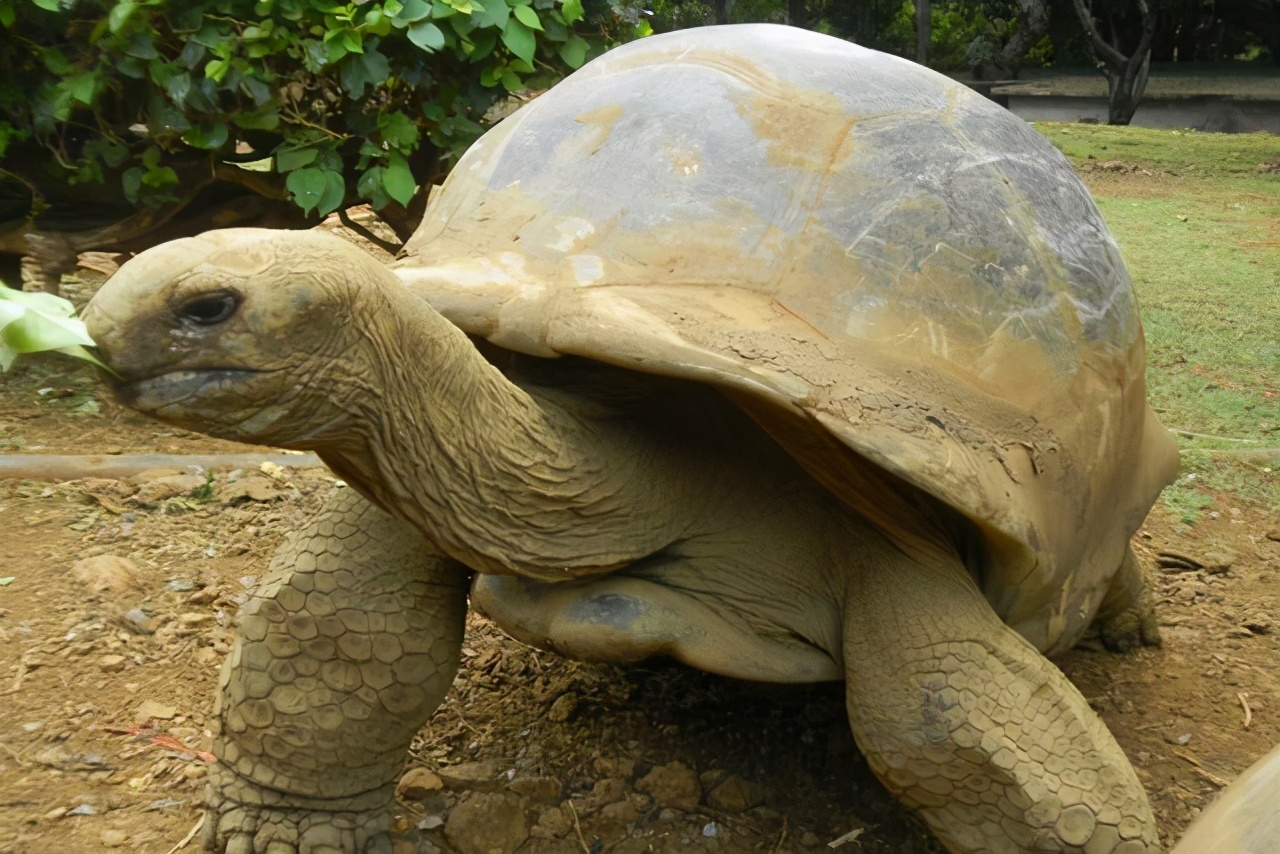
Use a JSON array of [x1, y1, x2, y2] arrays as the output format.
[[394, 23, 1177, 655]]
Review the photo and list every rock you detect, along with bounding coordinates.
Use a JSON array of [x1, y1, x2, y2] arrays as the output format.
[[636, 761, 701, 811], [99, 654, 127, 673], [444, 791, 529, 854], [397, 767, 444, 801], [529, 805, 572, 840], [594, 799, 641, 839], [580, 778, 628, 811], [177, 612, 213, 628], [72, 555, 144, 595], [120, 608, 158, 634], [508, 775, 561, 804], [215, 475, 286, 504], [185, 586, 221, 606], [100, 829, 128, 848], [706, 774, 764, 813], [131, 474, 207, 506], [438, 760, 505, 791], [134, 700, 177, 722], [546, 693, 579, 722]]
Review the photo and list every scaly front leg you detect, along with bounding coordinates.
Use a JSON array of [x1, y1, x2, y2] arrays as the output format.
[[204, 487, 469, 854]]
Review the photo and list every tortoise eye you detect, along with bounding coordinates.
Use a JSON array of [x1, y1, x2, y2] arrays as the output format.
[[179, 292, 239, 326]]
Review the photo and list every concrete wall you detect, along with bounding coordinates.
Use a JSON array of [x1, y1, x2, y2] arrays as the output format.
[[1002, 94, 1280, 134]]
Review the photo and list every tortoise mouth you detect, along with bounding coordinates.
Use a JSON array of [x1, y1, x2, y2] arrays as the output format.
[[114, 368, 269, 413]]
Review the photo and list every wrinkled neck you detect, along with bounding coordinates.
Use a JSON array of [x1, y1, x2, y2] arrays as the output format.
[[317, 289, 680, 578]]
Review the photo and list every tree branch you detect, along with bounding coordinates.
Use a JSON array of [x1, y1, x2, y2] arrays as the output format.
[[1071, 0, 1128, 69], [337, 208, 403, 256]]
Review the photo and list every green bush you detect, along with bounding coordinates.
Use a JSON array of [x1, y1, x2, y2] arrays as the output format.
[[0, 0, 645, 230]]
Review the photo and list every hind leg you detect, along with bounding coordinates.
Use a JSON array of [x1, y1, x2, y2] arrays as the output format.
[[842, 552, 1160, 854], [1092, 545, 1161, 653], [203, 487, 469, 853]]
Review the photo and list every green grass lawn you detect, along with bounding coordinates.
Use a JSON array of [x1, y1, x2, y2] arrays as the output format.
[[1037, 123, 1280, 520]]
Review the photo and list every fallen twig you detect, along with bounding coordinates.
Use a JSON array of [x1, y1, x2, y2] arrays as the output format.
[[103, 726, 217, 763], [829, 827, 866, 847], [1238, 692, 1252, 729], [1172, 748, 1231, 787], [567, 800, 590, 854], [164, 814, 204, 854], [1174, 430, 1260, 443], [4, 659, 28, 694]]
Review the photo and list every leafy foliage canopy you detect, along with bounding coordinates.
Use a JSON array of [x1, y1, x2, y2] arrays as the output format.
[[0, 0, 645, 221]]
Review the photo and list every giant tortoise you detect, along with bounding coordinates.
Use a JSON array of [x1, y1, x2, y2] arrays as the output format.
[[84, 23, 1181, 854]]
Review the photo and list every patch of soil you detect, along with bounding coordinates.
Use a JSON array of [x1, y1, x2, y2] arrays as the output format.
[[2, 301, 1278, 853]]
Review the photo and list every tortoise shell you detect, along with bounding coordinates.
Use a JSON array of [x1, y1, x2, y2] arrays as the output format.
[[393, 23, 1178, 654]]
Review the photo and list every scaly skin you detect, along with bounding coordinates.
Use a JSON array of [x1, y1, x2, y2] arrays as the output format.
[[843, 547, 1161, 854], [1094, 547, 1162, 654], [203, 487, 469, 854]]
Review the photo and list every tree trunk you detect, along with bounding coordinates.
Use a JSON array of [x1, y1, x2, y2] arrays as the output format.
[[916, 0, 931, 65], [995, 0, 1049, 77], [1071, 0, 1158, 125], [713, 0, 730, 25]]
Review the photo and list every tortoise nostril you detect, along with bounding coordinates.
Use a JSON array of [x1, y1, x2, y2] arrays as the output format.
[[180, 292, 239, 326]]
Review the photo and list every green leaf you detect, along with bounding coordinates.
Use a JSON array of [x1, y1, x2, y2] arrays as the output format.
[[0, 577, 14, 587], [471, 0, 509, 30], [558, 33, 586, 68], [122, 167, 142, 203], [316, 169, 346, 216], [408, 20, 445, 51], [341, 47, 390, 97], [0, 285, 114, 374], [108, 0, 137, 33], [161, 69, 191, 104], [42, 48, 73, 75], [205, 58, 230, 82], [286, 167, 329, 215], [182, 121, 228, 150], [383, 151, 416, 206], [233, 106, 280, 130], [500, 68, 521, 92], [276, 146, 318, 172], [394, 0, 431, 23], [287, 167, 345, 215], [30, 0, 60, 11], [378, 111, 420, 151], [559, 0, 583, 25], [357, 165, 391, 209], [501, 17, 535, 63], [64, 72, 97, 104], [512, 4, 542, 30]]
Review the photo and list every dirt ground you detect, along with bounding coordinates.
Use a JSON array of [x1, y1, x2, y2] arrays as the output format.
[[1, 257, 1278, 854]]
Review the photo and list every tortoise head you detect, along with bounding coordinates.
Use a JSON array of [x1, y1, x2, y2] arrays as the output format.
[[84, 228, 391, 448]]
